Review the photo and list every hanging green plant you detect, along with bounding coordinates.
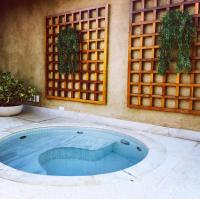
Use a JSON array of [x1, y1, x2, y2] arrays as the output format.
[[158, 10, 196, 75], [57, 27, 80, 74]]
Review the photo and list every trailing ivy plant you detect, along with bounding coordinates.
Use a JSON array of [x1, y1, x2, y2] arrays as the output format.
[[57, 27, 80, 74], [158, 10, 195, 75]]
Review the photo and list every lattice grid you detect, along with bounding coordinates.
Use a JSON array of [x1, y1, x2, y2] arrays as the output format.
[[46, 4, 109, 104], [128, 0, 200, 114]]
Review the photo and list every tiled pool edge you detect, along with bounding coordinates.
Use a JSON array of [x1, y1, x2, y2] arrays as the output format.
[[17, 106, 200, 142]]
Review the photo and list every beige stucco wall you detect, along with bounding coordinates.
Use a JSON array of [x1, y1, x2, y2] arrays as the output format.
[[0, 0, 200, 131]]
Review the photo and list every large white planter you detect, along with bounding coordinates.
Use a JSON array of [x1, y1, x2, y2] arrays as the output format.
[[0, 105, 23, 117]]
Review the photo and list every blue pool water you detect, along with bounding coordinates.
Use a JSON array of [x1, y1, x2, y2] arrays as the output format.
[[0, 127, 148, 176]]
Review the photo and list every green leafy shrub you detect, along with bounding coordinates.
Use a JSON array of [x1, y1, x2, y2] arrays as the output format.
[[0, 72, 36, 106], [158, 10, 195, 75], [57, 27, 80, 74]]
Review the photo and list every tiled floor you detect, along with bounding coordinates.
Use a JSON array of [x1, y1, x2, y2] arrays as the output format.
[[0, 106, 200, 199]]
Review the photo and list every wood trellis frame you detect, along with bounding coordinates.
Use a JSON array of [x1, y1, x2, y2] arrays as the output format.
[[45, 4, 109, 104], [128, 0, 200, 114]]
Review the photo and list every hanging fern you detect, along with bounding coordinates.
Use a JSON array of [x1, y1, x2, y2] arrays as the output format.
[[57, 27, 80, 74], [158, 10, 195, 75]]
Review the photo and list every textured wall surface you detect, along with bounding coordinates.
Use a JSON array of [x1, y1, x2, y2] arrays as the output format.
[[0, 0, 200, 131]]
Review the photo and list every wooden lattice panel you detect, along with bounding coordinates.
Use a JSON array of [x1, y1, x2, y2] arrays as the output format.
[[128, 0, 200, 114], [45, 5, 109, 104]]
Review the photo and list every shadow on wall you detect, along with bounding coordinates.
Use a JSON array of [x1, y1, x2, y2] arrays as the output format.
[[0, 0, 52, 86], [0, 0, 55, 47], [0, 0, 45, 14]]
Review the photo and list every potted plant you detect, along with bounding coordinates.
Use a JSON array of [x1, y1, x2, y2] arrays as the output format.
[[0, 72, 36, 116]]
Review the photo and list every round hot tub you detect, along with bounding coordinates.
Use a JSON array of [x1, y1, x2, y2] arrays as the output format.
[[0, 127, 148, 176]]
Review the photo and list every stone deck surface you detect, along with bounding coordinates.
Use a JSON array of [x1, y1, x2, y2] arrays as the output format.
[[0, 106, 199, 199]]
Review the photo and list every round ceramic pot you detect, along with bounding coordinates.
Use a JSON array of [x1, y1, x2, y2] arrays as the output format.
[[0, 105, 23, 117]]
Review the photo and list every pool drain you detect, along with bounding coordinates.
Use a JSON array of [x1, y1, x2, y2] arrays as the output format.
[[137, 146, 142, 151], [19, 135, 27, 140], [120, 139, 130, 145], [77, 131, 83, 134]]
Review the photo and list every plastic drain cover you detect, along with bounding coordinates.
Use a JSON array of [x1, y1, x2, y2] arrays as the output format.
[[77, 131, 83, 134], [137, 146, 142, 151], [120, 139, 130, 145], [19, 135, 27, 140]]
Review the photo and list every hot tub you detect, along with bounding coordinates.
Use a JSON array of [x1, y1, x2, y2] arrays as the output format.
[[0, 127, 148, 176]]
